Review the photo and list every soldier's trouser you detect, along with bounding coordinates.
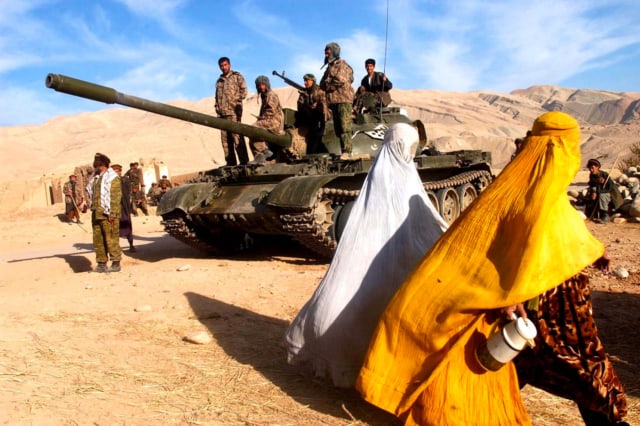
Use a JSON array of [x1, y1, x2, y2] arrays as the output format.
[[65, 203, 80, 221], [92, 214, 122, 263], [329, 103, 353, 153], [250, 140, 270, 155], [220, 113, 249, 165], [598, 192, 611, 211]]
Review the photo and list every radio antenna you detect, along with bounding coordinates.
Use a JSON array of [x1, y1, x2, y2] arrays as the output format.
[[380, 0, 390, 121]]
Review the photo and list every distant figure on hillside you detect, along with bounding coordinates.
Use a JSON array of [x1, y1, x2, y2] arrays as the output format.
[[215, 56, 249, 165]]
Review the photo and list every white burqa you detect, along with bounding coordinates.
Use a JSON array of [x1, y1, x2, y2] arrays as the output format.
[[284, 123, 449, 387]]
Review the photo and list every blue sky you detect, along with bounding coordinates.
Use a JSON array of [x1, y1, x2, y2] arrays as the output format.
[[2, 0, 639, 126]]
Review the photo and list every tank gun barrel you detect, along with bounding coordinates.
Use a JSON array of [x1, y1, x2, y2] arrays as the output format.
[[272, 70, 305, 92], [45, 73, 291, 148]]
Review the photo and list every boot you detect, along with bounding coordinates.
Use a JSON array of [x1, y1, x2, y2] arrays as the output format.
[[599, 210, 610, 223], [92, 262, 108, 273], [249, 149, 273, 165], [109, 261, 121, 272], [129, 244, 137, 253]]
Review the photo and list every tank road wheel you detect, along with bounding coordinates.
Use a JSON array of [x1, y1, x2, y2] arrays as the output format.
[[426, 191, 439, 213], [437, 187, 461, 225], [314, 198, 335, 233], [457, 183, 478, 211], [331, 201, 356, 242]]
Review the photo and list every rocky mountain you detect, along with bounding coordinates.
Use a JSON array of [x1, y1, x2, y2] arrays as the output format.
[[1, 85, 638, 213]]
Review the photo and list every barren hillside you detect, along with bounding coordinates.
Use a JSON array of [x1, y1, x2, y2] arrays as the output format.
[[1, 85, 638, 214]]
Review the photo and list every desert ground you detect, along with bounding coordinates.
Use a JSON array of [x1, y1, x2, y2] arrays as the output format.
[[1, 83, 639, 424], [0, 202, 638, 426]]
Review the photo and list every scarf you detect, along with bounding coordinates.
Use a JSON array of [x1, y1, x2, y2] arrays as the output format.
[[87, 167, 118, 216]]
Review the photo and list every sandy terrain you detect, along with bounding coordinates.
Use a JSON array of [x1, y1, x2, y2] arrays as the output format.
[[0, 204, 638, 425], [1, 82, 639, 424]]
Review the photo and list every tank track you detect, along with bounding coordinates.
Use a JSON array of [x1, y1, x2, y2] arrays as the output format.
[[161, 212, 246, 255], [283, 169, 493, 258], [281, 187, 359, 259], [161, 169, 493, 259]]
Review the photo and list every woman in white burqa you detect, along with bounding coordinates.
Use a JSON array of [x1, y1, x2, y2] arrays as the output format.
[[284, 122, 449, 387]]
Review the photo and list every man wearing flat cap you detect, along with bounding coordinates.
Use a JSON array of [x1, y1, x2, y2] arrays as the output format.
[[585, 158, 623, 223], [86, 153, 123, 272]]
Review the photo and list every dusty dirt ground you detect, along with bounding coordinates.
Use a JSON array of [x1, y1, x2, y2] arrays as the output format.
[[0, 205, 638, 426]]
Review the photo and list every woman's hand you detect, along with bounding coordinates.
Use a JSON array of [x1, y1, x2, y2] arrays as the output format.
[[500, 303, 527, 320]]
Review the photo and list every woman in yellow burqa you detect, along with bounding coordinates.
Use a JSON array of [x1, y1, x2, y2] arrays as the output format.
[[356, 111, 609, 425]]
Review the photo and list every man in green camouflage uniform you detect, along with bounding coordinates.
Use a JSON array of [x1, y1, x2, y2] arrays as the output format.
[[86, 153, 122, 273], [249, 75, 284, 164], [320, 42, 355, 158], [215, 57, 249, 165]]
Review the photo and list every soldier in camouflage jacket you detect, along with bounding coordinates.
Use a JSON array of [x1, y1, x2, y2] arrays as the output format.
[[320, 43, 355, 155], [249, 75, 284, 164], [215, 57, 249, 165]]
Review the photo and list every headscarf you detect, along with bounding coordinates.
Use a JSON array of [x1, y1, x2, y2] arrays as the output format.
[[255, 75, 271, 91], [357, 112, 604, 424], [285, 123, 448, 387]]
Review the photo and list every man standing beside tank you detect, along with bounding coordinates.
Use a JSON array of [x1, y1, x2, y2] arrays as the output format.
[[296, 73, 327, 154], [320, 42, 354, 159], [249, 75, 284, 164], [354, 58, 392, 113], [215, 57, 249, 165], [86, 153, 122, 273], [63, 174, 84, 224]]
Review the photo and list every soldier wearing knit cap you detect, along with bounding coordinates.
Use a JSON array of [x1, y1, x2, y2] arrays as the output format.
[[320, 42, 355, 158], [249, 75, 284, 164]]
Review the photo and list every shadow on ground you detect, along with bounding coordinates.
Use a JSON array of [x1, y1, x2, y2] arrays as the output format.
[[591, 289, 640, 399], [184, 291, 400, 425]]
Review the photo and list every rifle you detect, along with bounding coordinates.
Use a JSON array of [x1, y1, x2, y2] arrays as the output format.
[[272, 70, 305, 92]]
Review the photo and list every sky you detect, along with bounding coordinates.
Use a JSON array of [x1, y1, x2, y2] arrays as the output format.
[[1, 0, 640, 126]]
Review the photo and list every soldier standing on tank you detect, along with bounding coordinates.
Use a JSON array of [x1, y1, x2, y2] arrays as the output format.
[[86, 153, 122, 273], [249, 75, 284, 164], [215, 57, 249, 165], [353, 58, 392, 113], [296, 73, 328, 154], [319, 42, 355, 159], [63, 174, 84, 224]]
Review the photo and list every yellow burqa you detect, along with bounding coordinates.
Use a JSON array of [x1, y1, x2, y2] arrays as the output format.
[[356, 112, 604, 425]]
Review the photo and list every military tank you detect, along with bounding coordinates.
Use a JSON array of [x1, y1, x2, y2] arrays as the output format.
[[45, 73, 493, 258]]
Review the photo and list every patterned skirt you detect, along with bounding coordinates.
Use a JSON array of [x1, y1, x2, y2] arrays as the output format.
[[514, 273, 627, 424]]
